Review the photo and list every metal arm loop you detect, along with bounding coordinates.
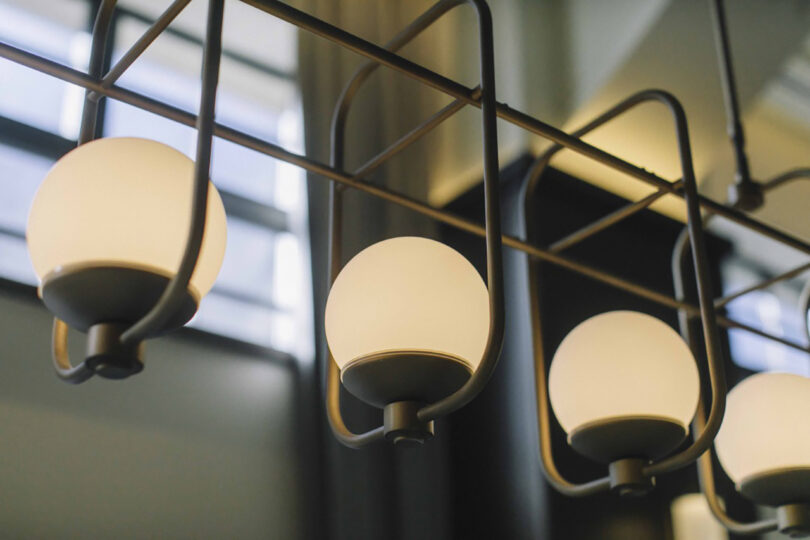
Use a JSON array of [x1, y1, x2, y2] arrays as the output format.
[[324, 1, 467, 446], [672, 222, 779, 536], [324, 0, 505, 445], [524, 89, 728, 491], [51, 319, 96, 384], [119, 0, 224, 345], [51, 0, 117, 382]]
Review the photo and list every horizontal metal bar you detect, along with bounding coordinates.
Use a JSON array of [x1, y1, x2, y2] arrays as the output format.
[[3, 41, 808, 355], [715, 261, 810, 308], [549, 186, 678, 253]]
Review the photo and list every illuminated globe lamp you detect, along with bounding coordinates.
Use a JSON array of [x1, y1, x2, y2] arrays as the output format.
[[548, 311, 700, 495], [27, 137, 227, 379], [325, 236, 489, 443], [715, 373, 810, 537]]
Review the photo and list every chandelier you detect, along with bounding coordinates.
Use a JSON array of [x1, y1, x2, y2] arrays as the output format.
[[4, 0, 810, 536]]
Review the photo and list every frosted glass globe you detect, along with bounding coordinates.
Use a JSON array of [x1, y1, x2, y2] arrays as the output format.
[[324, 236, 490, 371], [715, 373, 810, 486], [549, 311, 700, 434], [27, 137, 227, 298]]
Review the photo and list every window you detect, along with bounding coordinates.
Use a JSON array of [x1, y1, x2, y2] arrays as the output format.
[[722, 258, 810, 376], [0, 0, 313, 361]]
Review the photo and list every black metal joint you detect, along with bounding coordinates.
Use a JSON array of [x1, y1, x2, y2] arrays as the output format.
[[778, 504, 810, 538], [384, 401, 434, 445], [609, 458, 655, 497]]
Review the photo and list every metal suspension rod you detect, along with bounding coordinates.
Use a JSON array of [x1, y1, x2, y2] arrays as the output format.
[[120, 0, 225, 345], [715, 261, 810, 308], [709, 0, 752, 186], [4, 46, 809, 354]]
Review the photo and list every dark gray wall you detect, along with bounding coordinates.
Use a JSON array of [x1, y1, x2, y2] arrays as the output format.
[[0, 285, 303, 539]]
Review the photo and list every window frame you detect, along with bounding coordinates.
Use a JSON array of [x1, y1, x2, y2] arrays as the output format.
[[0, 0, 306, 359]]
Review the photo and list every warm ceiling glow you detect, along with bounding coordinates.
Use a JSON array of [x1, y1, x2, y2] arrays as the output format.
[[27, 137, 227, 298], [549, 310, 700, 433], [324, 236, 490, 371]]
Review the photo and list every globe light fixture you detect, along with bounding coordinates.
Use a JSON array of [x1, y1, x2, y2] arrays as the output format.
[[325, 236, 490, 430], [548, 311, 700, 492], [715, 373, 810, 518], [27, 137, 227, 378]]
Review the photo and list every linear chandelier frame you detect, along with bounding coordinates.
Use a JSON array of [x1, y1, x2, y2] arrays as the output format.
[[1, 0, 804, 353], [2, 0, 809, 477]]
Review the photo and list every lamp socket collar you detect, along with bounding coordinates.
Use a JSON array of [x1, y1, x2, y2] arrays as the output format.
[[383, 401, 434, 445], [609, 458, 654, 497]]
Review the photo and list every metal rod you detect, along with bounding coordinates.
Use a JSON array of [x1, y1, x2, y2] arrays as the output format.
[[120, 0, 224, 345], [417, 0, 505, 423], [549, 187, 678, 253], [78, 0, 116, 144], [709, 0, 752, 186], [3, 47, 808, 354], [715, 261, 810, 308], [99, 0, 192, 89]]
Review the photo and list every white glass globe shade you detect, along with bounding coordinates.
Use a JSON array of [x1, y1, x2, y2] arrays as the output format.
[[324, 236, 489, 371], [715, 372, 810, 486], [548, 311, 700, 434], [27, 137, 227, 298]]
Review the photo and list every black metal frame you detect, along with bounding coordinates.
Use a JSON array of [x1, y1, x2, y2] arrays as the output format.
[[2, 0, 809, 503]]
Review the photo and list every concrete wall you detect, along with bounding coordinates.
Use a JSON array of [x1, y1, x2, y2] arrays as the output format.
[[0, 286, 303, 539]]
